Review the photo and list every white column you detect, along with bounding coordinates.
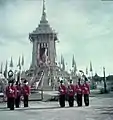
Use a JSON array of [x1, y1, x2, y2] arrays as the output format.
[[48, 35, 50, 63], [49, 34, 55, 66], [37, 43, 40, 61], [32, 41, 35, 68], [34, 40, 37, 67]]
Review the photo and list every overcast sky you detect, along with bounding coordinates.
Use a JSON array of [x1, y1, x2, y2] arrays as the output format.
[[0, 0, 113, 76]]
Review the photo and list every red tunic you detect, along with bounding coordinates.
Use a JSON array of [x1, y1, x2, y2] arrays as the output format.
[[67, 84, 75, 96], [75, 84, 83, 94], [6, 86, 17, 98], [16, 85, 22, 97], [58, 85, 67, 95], [22, 85, 30, 96], [82, 83, 90, 95]]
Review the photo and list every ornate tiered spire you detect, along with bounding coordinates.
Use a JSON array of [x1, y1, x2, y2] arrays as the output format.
[[41, 0, 47, 22], [30, 0, 56, 35]]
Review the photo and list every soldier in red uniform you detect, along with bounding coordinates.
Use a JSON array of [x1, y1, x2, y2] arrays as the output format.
[[5, 70, 14, 108], [58, 80, 67, 107], [82, 77, 90, 106], [67, 80, 75, 107], [6, 80, 17, 110], [75, 78, 83, 107], [15, 81, 22, 108], [22, 80, 30, 107], [5, 81, 11, 108]]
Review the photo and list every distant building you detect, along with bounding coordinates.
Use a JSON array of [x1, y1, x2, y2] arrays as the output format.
[[106, 75, 113, 90], [93, 73, 113, 91]]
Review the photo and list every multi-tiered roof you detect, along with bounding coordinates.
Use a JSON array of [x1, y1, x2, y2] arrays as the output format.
[[29, 0, 57, 41]]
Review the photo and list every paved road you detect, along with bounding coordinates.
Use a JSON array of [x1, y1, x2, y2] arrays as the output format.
[[0, 93, 113, 120]]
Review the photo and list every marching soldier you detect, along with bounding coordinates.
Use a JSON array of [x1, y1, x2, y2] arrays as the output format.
[[82, 77, 90, 106], [67, 80, 75, 107], [15, 81, 22, 108], [5, 81, 11, 108], [5, 69, 14, 108], [6, 80, 17, 110], [75, 78, 83, 107], [58, 80, 67, 107], [22, 80, 30, 107]]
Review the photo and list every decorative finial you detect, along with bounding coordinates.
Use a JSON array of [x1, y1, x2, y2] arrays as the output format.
[[43, 0, 45, 15], [41, 0, 47, 22]]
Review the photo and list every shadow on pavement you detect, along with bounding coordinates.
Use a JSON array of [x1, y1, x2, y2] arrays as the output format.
[[96, 106, 113, 115], [0, 106, 78, 111], [101, 112, 113, 115]]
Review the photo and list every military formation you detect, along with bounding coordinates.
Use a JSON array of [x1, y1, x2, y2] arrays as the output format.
[[3, 69, 90, 110], [58, 75, 90, 107], [4, 70, 30, 110]]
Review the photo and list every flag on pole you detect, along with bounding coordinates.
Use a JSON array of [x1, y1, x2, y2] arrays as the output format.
[[74, 62, 77, 73], [90, 61, 92, 72], [103, 67, 105, 77], [72, 55, 75, 68], [86, 67, 88, 75], [4, 60, 8, 78], [17, 56, 21, 70], [21, 55, 24, 66], [61, 54, 63, 65], [60, 55, 65, 70], [10, 57, 13, 68], [62, 57, 65, 70], [0, 62, 3, 73], [72, 55, 77, 73]]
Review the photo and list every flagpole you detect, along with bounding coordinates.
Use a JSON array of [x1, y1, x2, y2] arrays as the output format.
[[17, 56, 21, 83], [0, 62, 3, 74], [103, 67, 107, 93], [4, 61, 8, 79]]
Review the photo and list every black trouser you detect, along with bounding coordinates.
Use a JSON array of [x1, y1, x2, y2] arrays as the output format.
[[15, 96, 21, 108], [7, 98, 10, 108], [68, 96, 74, 107], [59, 95, 65, 107], [24, 95, 28, 107], [84, 94, 89, 106], [77, 94, 82, 107], [9, 97, 15, 110]]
